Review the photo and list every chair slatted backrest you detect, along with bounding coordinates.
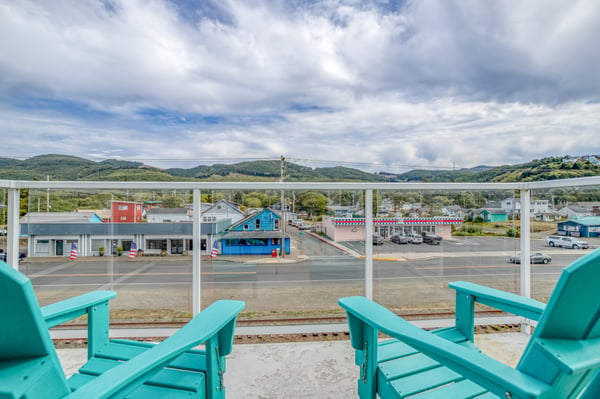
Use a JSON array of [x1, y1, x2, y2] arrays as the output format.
[[0, 262, 56, 360], [518, 249, 600, 391]]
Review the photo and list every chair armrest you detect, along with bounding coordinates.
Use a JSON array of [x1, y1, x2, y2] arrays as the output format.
[[535, 337, 600, 374], [66, 300, 245, 399], [339, 296, 552, 399], [41, 291, 117, 327], [449, 281, 546, 321]]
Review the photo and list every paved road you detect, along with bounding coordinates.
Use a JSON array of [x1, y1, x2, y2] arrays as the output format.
[[22, 246, 581, 288], [23, 233, 593, 319]]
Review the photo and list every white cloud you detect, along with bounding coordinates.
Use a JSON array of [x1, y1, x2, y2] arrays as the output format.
[[0, 0, 599, 173]]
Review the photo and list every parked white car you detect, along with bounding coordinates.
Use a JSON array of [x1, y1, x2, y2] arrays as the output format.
[[546, 235, 589, 249]]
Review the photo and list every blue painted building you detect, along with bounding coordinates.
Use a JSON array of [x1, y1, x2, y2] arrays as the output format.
[[557, 216, 600, 238], [218, 209, 291, 255]]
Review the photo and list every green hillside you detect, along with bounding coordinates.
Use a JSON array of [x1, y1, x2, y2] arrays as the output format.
[[0, 154, 599, 182]]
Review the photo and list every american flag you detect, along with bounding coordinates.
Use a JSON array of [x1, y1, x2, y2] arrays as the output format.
[[210, 240, 219, 258], [129, 242, 137, 259], [70, 242, 78, 260]]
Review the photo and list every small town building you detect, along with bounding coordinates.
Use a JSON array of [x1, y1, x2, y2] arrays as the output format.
[[146, 207, 192, 223], [501, 197, 552, 217], [111, 200, 144, 223], [218, 208, 290, 255], [321, 216, 462, 241], [557, 216, 600, 238], [557, 205, 594, 219], [479, 208, 508, 223], [201, 200, 245, 224], [20, 211, 230, 257]]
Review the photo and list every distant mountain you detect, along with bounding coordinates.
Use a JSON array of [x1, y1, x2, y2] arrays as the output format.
[[387, 165, 490, 182], [382, 157, 600, 182], [0, 154, 598, 182], [167, 160, 388, 182]]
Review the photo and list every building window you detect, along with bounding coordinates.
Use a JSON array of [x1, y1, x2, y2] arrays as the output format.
[[118, 205, 129, 211], [35, 240, 50, 254], [255, 219, 261, 229], [91, 239, 104, 251], [147, 240, 167, 250], [274, 219, 280, 230], [226, 238, 267, 246], [243, 224, 249, 230], [120, 216, 127, 221]]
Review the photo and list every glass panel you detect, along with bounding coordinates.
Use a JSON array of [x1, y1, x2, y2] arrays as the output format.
[[529, 186, 600, 303], [22, 188, 194, 328], [372, 189, 521, 325], [201, 189, 364, 324]]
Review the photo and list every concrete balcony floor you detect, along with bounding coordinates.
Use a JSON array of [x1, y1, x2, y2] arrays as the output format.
[[57, 332, 529, 398]]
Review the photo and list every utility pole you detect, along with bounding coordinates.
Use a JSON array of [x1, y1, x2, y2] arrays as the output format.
[[46, 175, 50, 212], [280, 155, 287, 257]]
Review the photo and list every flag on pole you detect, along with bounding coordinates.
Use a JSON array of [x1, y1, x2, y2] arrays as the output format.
[[129, 242, 137, 259], [70, 242, 78, 260], [210, 240, 219, 258]]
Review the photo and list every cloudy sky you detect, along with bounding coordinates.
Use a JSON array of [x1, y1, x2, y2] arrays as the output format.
[[1, 0, 599, 173]]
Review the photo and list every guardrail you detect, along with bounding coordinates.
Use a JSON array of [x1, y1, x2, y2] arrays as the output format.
[[2, 177, 600, 334]]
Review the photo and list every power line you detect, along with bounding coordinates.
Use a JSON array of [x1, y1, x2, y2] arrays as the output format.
[[127, 156, 461, 172], [287, 158, 458, 171]]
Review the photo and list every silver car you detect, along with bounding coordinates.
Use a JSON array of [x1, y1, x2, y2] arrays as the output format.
[[390, 235, 409, 244], [509, 252, 551, 264], [373, 235, 384, 245]]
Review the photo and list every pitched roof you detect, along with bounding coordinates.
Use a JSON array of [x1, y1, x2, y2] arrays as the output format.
[[562, 216, 600, 226], [479, 208, 507, 215], [146, 208, 190, 215], [20, 212, 102, 224], [226, 208, 281, 231], [202, 199, 243, 215]]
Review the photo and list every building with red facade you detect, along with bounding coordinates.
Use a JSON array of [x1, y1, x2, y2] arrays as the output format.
[[110, 201, 144, 223]]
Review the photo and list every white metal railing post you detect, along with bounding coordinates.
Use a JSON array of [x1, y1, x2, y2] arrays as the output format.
[[365, 189, 373, 300], [519, 188, 532, 334], [192, 189, 201, 314], [7, 187, 20, 269]]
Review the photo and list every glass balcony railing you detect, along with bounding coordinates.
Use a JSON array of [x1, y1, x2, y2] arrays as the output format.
[[2, 177, 599, 335]]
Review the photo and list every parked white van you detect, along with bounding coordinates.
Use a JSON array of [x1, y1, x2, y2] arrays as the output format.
[[407, 233, 423, 244], [546, 235, 589, 249]]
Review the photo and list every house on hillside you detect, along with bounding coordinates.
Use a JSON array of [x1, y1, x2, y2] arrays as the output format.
[[570, 202, 600, 215], [500, 197, 552, 217], [534, 211, 562, 222], [217, 208, 290, 255], [557, 205, 594, 220], [442, 205, 465, 218]]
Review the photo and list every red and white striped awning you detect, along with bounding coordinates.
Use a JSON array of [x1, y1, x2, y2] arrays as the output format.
[[332, 217, 462, 226]]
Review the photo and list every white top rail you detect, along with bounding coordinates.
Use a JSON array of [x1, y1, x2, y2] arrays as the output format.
[[2, 176, 600, 191]]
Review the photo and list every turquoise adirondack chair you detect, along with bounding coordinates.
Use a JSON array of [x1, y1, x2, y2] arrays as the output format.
[[339, 248, 600, 398], [0, 261, 245, 399]]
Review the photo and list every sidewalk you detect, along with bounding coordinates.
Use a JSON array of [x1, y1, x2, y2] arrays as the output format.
[[56, 333, 529, 398]]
